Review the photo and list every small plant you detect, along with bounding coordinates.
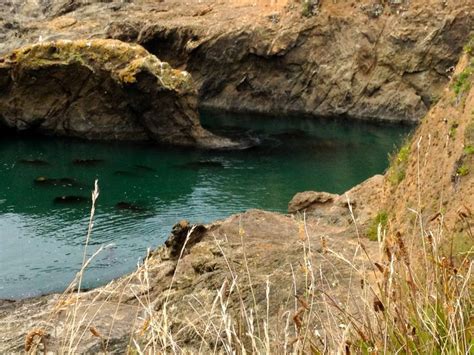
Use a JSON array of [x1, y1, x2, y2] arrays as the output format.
[[366, 211, 388, 241], [301, 0, 317, 17], [457, 164, 470, 176], [452, 61, 473, 97], [430, 94, 440, 105], [449, 123, 458, 138], [388, 142, 410, 185], [463, 144, 474, 155], [463, 34, 474, 55]]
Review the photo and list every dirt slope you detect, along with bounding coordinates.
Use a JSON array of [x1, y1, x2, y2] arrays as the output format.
[[382, 51, 473, 251]]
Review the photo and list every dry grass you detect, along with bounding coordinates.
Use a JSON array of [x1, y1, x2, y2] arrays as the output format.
[[126, 200, 472, 353]]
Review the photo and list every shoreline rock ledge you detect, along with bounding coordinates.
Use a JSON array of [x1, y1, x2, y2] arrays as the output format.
[[0, 39, 238, 149]]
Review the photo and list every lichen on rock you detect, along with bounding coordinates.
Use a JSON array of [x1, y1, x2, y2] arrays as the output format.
[[0, 39, 237, 148]]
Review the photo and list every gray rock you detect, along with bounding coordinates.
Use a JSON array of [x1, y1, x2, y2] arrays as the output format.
[[0, 39, 239, 148], [0, 0, 472, 123], [288, 191, 338, 213]]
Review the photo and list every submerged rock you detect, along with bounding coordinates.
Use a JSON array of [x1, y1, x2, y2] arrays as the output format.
[[115, 201, 146, 212], [34, 176, 81, 187], [134, 164, 156, 172], [72, 159, 104, 166], [53, 195, 89, 204], [114, 170, 138, 177], [177, 160, 225, 170], [0, 39, 238, 149], [18, 159, 50, 166]]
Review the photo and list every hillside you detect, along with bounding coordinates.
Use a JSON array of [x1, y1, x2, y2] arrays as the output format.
[[383, 52, 473, 249]]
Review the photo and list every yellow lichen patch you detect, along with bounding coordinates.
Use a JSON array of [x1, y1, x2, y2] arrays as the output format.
[[1, 39, 194, 92], [117, 53, 193, 91]]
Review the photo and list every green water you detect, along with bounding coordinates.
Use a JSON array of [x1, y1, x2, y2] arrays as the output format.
[[0, 112, 411, 299]]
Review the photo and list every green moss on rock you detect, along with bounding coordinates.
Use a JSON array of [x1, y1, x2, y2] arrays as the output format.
[[1, 39, 194, 93], [0, 39, 239, 148]]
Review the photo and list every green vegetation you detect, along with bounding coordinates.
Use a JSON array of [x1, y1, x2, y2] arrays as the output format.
[[449, 122, 458, 138], [356, 233, 472, 354], [454, 35, 474, 101], [301, 0, 317, 17], [464, 145, 474, 155], [463, 34, 474, 55], [444, 232, 474, 259], [456, 164, 470, 176], [452, 59, 473, 99], [388, 142, 410, 185], [367, 210, 388, 241], [430, 93, 440, 105]]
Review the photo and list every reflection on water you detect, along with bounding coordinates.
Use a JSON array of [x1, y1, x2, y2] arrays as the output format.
[[0, 112, 411, 299]]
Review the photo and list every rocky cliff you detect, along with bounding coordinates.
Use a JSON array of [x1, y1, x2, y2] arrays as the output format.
[[0, 2, 472, 353], [0, 39, 239, 148], [288, 48, 474, 248], [383, 50, 473, 249], [1, 0, 472, 122]]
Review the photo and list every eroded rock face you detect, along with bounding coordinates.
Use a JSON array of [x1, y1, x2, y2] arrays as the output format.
[[0, 39, 238, 148], [383, 53, 474, 236], [1, 1, 472, 123]]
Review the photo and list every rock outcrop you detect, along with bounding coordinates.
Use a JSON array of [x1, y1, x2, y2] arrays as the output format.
[[0, 209, 377, 353], [0, 39, 239, 148], [288, 174, 386, 229], [1, 0, 472, 123]]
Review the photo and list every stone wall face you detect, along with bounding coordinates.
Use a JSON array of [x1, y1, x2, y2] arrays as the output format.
[[1, 0, 472, 123]]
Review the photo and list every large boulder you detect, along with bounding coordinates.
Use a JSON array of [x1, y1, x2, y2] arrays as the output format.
[[288, 175, 386, 228], [0, 39, 237, 148], [288, 191, 338, 213]]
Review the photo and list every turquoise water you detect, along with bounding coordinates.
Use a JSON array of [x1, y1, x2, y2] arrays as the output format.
[[0, 112, 411, 299]]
